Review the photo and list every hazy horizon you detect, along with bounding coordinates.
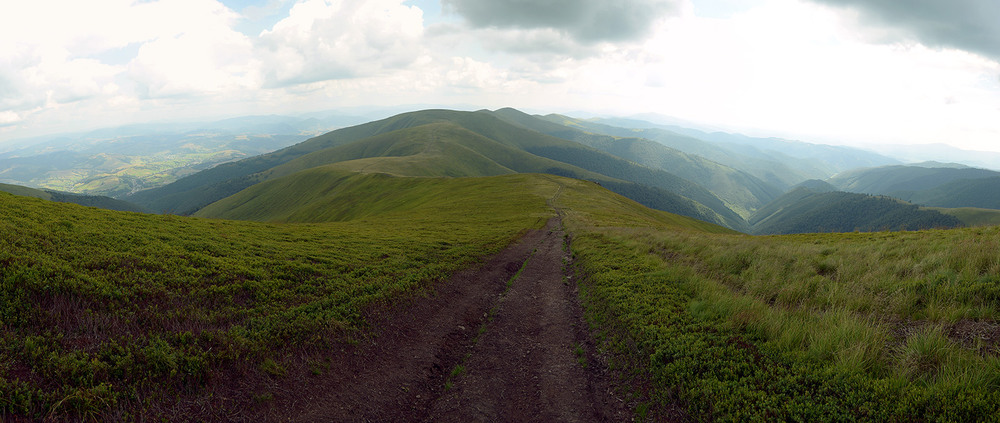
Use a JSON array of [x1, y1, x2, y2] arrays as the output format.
[[2, 0, 999, 152]]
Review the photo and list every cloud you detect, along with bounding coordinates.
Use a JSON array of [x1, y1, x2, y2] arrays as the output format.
[[128, 27, 257, 98], [811, 0, 1000, 60], [0, 111, 19, 127], [440, 0, 683, 44], [257, 0, 426, 87]]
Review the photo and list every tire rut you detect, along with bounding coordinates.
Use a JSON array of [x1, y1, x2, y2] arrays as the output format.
[[264, 215, 629, 422], [426, 215, 629, 422]]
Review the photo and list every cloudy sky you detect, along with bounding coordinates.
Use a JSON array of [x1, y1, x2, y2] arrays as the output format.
[[1, 0, 999, 152]]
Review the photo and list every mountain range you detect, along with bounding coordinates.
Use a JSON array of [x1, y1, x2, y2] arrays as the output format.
[[1, 107, 997, 234]]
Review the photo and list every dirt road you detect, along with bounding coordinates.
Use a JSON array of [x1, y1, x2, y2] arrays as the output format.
[[267, 216, 629, 422]]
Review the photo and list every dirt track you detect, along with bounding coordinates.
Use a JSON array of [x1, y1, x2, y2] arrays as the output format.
[[266, 216, 630, 422]]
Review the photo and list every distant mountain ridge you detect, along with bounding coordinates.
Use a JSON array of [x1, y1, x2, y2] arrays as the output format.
[[492, 109, 781, 218], [750, 187, 962, 235], [127, 109, 749, 230], [585, 117, 901, 182], [827, 165, 1000, 210]]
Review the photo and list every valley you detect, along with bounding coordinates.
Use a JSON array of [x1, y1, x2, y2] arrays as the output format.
[[2, 108, 1000, 421]]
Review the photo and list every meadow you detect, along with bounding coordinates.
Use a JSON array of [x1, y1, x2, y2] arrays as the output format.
[[0, 174, 554, 420], [4, 171, 1000, 421], [559, 189, 1000, 421]]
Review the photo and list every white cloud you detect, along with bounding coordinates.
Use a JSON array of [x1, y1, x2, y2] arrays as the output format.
[[543, 0, 1000, 151], [1, 0, 998, 156], [128, 27, 258, 98], [441, 0, 683, 44], [0, 111, 20, 126], [257, 0, 426, 86]]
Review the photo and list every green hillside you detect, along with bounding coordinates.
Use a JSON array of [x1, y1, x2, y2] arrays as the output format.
[[194, 163, 729, 232], [195, 169, 525, 222], [750, 188, 963, 234], [5, 163, 1000, 420], [902, 176, 1000, 209], [828, 165, 1000, 196], [0, 182, 149, 213], [492, 108, 781, 218], [126, 109, 747, 230], [792, 179, 837, 192], [0, 182, 53, 200], [928, 206, 1000, 226], [545, 115, 830, 188], [568, 208, 1000, 421], [0, 172, 737, 420]]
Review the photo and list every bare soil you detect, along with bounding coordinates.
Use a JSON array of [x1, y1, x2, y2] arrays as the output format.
[[258, 216, 630, 422]]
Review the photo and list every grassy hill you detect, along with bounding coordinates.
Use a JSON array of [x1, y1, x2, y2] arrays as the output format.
[[0, 172, 735, 420], [556, 115, 903, 189], [542, 114, 816, 190], [749, 187, 963, 234], [0, 182, 149, 212], [195, 169, 531, 223], [5, 163, 1000, 420], [901, 176, 1000, 209], [928, 206, 1000, 226], [828, 165, 1000, 196], [567, 204, 1000, 421], [126, 109, 748, 231], [492, 108, 781, 218]]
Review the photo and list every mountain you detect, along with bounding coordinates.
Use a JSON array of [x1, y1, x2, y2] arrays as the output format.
[[827, 165, 1000, 196], [870, 143, 1000, 171], [902, 177, 1000, 209], [128, 109, 748, 231], [750, 187, 962, 234], [0, 182, 149, 212], [582, 117, 900, 183], [791, 179, 837, 192], [0, 113, 372, 197], [490, 108, 781, 218], [928, 206, 1000, 227], [544, 116, 829, 189]]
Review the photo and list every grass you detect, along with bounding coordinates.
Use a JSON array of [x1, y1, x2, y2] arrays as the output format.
[[6, 166, 1000, 421], [556, 186, 1000, 421], [927, 206, 1000, 227], [0, 173, 558, 420]]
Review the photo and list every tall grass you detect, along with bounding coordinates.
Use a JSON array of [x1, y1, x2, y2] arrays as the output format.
[[558, 188, 1000, 420]]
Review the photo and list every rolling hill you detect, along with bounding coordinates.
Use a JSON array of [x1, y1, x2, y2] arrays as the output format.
[[899, 176, 1000, 209], [750, 187, 963, 234], [5, 123, 1000, 421], [0, 115, 340, 197], [553, 115, 900, 188], [127, 109, 749, 231], [0, 182, 149, 212], [827, 165, 1000, 196], [542, 115, 820, 189], [490, 108, 782, 217]]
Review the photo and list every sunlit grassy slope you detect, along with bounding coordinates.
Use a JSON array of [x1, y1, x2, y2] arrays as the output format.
[[0, 182, 149, 212], [0, 174, 556, 420], [1, 172, 726, 421], [191, 121, 740, 228], [125, 109, 747, 231], [7, 157, 1000, 422], [562, 192, 1000, 420], [195, 168, 543, 223], [930, 206, 1000, 227]]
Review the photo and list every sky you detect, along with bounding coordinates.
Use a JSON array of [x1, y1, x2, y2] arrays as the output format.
[[1, 0, 999, 152]]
